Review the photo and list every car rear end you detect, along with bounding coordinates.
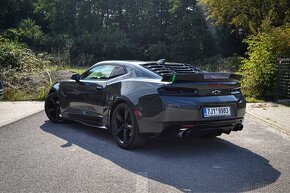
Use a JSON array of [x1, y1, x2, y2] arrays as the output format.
[[138, 62, 245, 137]]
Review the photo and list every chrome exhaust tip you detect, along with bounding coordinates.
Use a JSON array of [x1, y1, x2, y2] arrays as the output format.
[[233, 124, 244, 131], [178, 128, 189, 138]]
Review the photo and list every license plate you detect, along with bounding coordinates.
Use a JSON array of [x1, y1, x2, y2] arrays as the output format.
[[203, 107, 231, 118]]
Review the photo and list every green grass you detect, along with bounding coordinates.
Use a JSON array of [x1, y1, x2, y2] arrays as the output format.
[[246, 97, 269, 103], [55, 65, 88, 74], [245, 97, 266, 103], [3, 65, 88, 101], [4, 86, 49, 101]]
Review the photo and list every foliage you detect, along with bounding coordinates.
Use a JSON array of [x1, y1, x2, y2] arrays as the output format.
[[12, 0, 223, 65], [3, 19, 45, 50], [0, 37, 50, 72], [4, 86, 49, 101], [0, 0, 289, 101], [200, 0, 290, 35], [245, 97, 265, 103], [194, 55, 242, 72], [240, 26, 290, 99]]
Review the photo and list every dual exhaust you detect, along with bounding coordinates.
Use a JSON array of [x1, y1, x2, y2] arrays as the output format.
[[233, 124, 244, 131], [177, 128, 191, 138]]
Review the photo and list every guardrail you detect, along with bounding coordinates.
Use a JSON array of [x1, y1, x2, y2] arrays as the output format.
[[276, 58, 290, 104]]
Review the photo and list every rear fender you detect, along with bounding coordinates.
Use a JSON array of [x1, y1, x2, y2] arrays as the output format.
[[106, 96, 135, 130]]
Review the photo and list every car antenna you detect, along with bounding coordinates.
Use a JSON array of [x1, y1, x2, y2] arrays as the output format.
[[157, 59, 166, 65]]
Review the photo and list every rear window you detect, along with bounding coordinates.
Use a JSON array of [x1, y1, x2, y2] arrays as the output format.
[[141, 62, 199, 77]]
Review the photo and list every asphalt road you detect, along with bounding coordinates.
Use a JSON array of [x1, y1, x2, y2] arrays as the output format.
[[0, 112, 289, 193]]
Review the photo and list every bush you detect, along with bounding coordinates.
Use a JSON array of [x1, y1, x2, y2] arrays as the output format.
[[3, 19, 45, 50], [0, 37, 51, 72], [240, 26, 290, 99], [0, 37, 55, 101]]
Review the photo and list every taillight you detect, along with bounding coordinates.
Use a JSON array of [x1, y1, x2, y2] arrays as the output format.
[[231, 88, 241, 95]]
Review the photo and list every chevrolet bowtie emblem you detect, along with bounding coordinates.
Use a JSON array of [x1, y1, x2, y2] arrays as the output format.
[[212, 90, 221, 95]]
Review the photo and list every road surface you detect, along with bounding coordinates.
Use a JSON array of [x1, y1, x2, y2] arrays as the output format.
[[0, 112, 289, 192]]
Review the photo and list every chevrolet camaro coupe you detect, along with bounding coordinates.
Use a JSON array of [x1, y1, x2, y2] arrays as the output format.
[[45, 59, 246, 149]]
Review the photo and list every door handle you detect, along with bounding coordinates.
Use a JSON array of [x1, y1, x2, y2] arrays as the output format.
[[96, 85, 104, 90]]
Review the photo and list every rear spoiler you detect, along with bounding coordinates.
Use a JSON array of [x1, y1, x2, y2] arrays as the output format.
[[162, 72, 242, 83]]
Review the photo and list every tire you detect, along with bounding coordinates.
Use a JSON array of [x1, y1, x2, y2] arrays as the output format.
[[111, 103, 146, 149], [45, 92, 62, 124]]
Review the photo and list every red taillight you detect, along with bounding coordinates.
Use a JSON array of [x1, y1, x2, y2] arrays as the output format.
[[133, 109, 139, 119]]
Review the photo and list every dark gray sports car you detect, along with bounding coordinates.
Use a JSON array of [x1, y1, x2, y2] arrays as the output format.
[[45, 59, 246, 149]]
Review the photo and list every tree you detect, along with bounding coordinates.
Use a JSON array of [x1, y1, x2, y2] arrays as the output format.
[[200, 0, 290, 35], [240, 26, 290, 99], [3, 19, 44, 50]]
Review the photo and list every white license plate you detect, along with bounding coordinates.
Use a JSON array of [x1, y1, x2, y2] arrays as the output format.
[[203, 107, 231, 118]]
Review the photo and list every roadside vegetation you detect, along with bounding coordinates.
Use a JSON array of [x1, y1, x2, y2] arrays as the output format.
[[0, 0, 289, 101]]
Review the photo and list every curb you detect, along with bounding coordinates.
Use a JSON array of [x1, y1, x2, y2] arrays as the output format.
[[0, 101, 45, 128], [245, 112, 290, 136], [0, 109, 44, 128]]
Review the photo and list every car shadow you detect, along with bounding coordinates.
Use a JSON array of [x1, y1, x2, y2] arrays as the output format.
[[40, 120, 280, 192]]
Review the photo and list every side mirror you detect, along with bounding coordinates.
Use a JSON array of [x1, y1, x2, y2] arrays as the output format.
[[71, 73, 81, 82]]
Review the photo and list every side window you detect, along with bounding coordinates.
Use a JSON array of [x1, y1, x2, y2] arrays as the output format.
[[81, 65, 115, 80], [110, 66, 127, 78]]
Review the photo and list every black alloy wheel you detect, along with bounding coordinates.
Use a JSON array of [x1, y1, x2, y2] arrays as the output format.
[[45, 92, 62, 124], [112, 103, 145, 149]]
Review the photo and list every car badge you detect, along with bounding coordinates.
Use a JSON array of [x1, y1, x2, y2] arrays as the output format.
[[212, 90, 221, 95]]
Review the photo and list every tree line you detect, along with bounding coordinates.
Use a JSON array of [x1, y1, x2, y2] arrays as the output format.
[[0, 0, 244, 66], [0, 0, 289, 99]]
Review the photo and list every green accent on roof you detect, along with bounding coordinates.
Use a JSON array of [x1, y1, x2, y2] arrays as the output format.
[[171, 73, 176, 83]]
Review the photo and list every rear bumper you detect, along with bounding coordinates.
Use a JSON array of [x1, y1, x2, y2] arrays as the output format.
[[160, 117, 244, 136], [137, 94, 246, 133]]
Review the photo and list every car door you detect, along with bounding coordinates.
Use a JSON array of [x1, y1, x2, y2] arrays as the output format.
[[64, 64, 115, 125]]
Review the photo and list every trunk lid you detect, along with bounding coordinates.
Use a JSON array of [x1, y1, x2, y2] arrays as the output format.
[[159, 72, 241, 96]]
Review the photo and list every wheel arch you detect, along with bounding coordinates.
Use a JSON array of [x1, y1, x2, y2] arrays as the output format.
[[47, 82, 60, 95], [48, 88, 57, 95], [108, 97, 135, 131]]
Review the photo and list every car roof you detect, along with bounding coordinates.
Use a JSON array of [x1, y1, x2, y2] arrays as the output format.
[[95, 60, 194, 67], [93, 60, 201, 77], [95, 60, 156, 66]]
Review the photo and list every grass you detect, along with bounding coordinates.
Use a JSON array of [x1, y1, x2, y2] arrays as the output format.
[[245, 97, 266, 103], [54, 65, 88, 74], [2, 65, 88, 101], [4, 86, 49, 101]]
